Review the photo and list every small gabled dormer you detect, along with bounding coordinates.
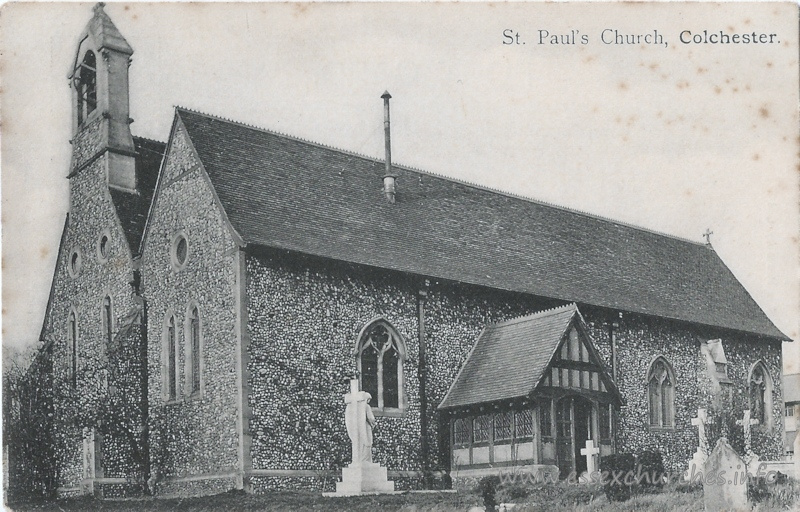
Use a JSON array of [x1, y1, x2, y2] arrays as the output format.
[[68, 2, 136, 192]]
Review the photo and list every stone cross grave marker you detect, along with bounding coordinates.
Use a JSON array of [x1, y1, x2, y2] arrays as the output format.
[[580, 439, 600, 476], [703, 437, 748, 512], [686, 408, 708, 478], [736, 409, 761, 476]]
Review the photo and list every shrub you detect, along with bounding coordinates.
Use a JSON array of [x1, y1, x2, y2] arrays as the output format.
[[477, 475, 501, 511], [495, 481, 531, 503], [751, 475, 800, 511], [636, 450, 666, 491], [748, 475, 770, 503], [599, 453, 636, 502]]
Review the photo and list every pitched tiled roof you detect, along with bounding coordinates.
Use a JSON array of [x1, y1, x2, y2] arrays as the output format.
[[175, 108, 788, 341], [439, 304, 580, 409], [110, 137, 165, 256], [784, 374, 800, 405]]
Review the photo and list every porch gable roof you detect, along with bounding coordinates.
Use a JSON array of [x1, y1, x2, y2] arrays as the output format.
[[439, 304, 616, 410]]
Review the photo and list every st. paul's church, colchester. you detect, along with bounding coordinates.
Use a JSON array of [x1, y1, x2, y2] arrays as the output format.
[[27, 4, 788, 498]]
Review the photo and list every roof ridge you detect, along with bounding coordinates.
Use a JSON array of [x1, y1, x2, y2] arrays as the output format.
[[175, 106, 383, 164], [132, 135, 166, 146], [493, 303, 577, 327], [175, 106, 706, 248], [392, 161, 706, 247]]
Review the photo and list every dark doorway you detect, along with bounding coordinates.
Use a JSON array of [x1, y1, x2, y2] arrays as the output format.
[[573, 397, 593, 475], [555, 398, 573, 478], [556, 396, 595, 478]]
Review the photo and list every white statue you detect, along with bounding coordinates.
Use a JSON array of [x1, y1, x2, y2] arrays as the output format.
[[344, 379, 377, 464]]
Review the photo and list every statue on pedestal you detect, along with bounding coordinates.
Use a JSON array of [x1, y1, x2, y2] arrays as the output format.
[[344, 379, 377, 464], [324, 378, 394, 496]]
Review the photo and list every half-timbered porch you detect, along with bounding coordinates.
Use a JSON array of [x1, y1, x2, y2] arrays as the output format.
[[439, 304, 622, 480]]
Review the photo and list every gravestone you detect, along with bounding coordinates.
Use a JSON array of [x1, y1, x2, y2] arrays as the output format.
[[323, 379, 395, 496], [580, 439, 600, 480], [703, 438, 748, 512], [686, 408, 708, 479]]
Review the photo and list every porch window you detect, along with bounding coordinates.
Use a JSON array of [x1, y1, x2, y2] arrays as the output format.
[[494, 411, 513, 441], [599, 403, 612, 440], [540, 401, 552, 438], [453, 417, 471, 446], [515, 409, 533, 438], [473, 415, 492, 443]]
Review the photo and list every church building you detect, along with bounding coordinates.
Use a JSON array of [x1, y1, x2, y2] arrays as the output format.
[[33, 5, 788, 498]]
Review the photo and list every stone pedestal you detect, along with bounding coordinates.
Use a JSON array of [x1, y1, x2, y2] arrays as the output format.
[[329, 462, 395, 496]]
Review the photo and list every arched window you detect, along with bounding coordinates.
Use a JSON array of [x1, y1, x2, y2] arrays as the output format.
[[749, 361, 773, 427], [102, 296, 113, 345], [165, 315, 178, 400], [74, 51, 97, 125], [647, 357, 675, 428], [68, 310, 78, 388], [356, 320, 405, 410], [187, 306, 201, 395]]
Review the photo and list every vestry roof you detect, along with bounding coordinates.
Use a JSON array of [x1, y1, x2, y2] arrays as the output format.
[[175, 108, 788, 341], [439, 304, 595, 409]]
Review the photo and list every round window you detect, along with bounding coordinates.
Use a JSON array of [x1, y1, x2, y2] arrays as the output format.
[[97, 231, 111, 262], [68, 248, 82, 278], [171, 232, 189, 270]]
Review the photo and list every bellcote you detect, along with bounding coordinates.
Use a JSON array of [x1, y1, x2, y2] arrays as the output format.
[[69, 3, 136, 192]]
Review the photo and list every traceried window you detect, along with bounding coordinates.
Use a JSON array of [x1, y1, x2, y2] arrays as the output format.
[[749, 361, 773, 427], [74, 51, 97, 125], [102, 296, 113, 345], [165, 315, 178, 400], [356, 320, 405, 410], [188, 306, 201, 395], [68, 311, 78, 388], [648, 357, 675, 428]]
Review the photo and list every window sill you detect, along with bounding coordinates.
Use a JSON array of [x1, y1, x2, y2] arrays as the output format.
[[372, 407, 405, 418], [648, 425, 676, 432]]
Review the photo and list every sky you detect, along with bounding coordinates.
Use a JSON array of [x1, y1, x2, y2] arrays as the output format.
[[1, 2, 798, 371]]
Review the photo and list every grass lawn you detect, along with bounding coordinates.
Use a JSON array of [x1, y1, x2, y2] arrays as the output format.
[[8, 479, 799, 512], [6, 490, 480, 512]]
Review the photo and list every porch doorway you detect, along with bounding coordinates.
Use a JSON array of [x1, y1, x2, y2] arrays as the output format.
[[555, 396, 594, 478]]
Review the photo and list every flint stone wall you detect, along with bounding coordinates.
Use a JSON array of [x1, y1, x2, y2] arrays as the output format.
[[142, 120, 240, 493], [42, 153, 143, 491]]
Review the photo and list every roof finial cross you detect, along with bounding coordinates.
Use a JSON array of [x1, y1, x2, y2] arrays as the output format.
[[703, 229, 713, 245]]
